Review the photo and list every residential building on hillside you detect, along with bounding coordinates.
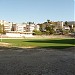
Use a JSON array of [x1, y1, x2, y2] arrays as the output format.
[[26, 23, 35, 32], [16, 22, 39, 32], [35, 24, 40, 31], [38, 21, 64, 32], [0, 20, 40, 33], [57, 21, 64, 28], [11, 23, 16, 31], [4, 21, 12, 32], [16, 23, 26, 32], [0, 20, 12, 32], [1, 20, 74, 36]]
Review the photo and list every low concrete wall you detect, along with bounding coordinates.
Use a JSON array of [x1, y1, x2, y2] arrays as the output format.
[[6, 33, 33, 37]]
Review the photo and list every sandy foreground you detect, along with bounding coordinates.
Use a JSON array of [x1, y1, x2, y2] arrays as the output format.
[[0, 46, 74, 75]]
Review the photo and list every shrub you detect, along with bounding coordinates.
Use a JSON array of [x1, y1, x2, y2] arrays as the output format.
[[33, 30, 42, 35]]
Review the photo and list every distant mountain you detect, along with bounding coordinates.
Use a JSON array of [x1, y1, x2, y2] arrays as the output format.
[[67, 21, 75, 25]]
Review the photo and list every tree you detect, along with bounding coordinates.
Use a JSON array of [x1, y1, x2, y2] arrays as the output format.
[[45, 25, 55, 35], [0, 24, 6, 34], [33, 29, 42, 35], [47, 19, 50, 23], [0, 24, 3, 33], [65, 21, 68, 26], [62, 29, 69, 35]]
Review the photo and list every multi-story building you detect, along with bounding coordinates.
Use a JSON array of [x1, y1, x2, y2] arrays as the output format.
[[11, 23, 17, 31], [57, 21, 64, 29], [26, 23, 35, 32], [0, 20, 40, 33], [35, 24, 40, 31], [0, 20, 12, 32], [4, 21, 12, 32], [16, 23, 26, 32]]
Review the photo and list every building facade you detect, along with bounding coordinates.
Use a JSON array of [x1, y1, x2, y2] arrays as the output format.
[[0, 20, 40, 33], [0, 20, 12, 32]]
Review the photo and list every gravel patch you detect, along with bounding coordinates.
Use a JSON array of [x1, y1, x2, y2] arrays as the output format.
[[0, 47, 75, 75]]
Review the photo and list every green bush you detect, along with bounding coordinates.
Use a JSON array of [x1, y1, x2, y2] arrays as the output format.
[[62, 30, 70, 35], [45, 26, 55, 35], [33, 30, 42, 35]]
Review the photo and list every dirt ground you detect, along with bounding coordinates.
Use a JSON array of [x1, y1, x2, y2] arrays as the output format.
[[0, 46, 75, 75]]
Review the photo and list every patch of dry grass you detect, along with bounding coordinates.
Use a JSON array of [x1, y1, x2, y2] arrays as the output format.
[[0, 42, 11, 47]]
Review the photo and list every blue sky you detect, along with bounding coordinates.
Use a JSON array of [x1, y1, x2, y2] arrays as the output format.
[[0, 0, 74, 23]]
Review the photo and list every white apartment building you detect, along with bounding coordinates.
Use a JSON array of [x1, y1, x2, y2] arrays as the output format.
[[35, 24, 40, 31], [16, 23, 26, 32], [0, 20, 12, 32], [26, 23, 35, 32], [0, 20, 40, 34], [4, 21, 12, 32], [16, 23, 39, 32]]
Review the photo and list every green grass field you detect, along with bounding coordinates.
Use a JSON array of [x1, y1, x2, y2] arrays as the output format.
[[1, 38, 75, 49]]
